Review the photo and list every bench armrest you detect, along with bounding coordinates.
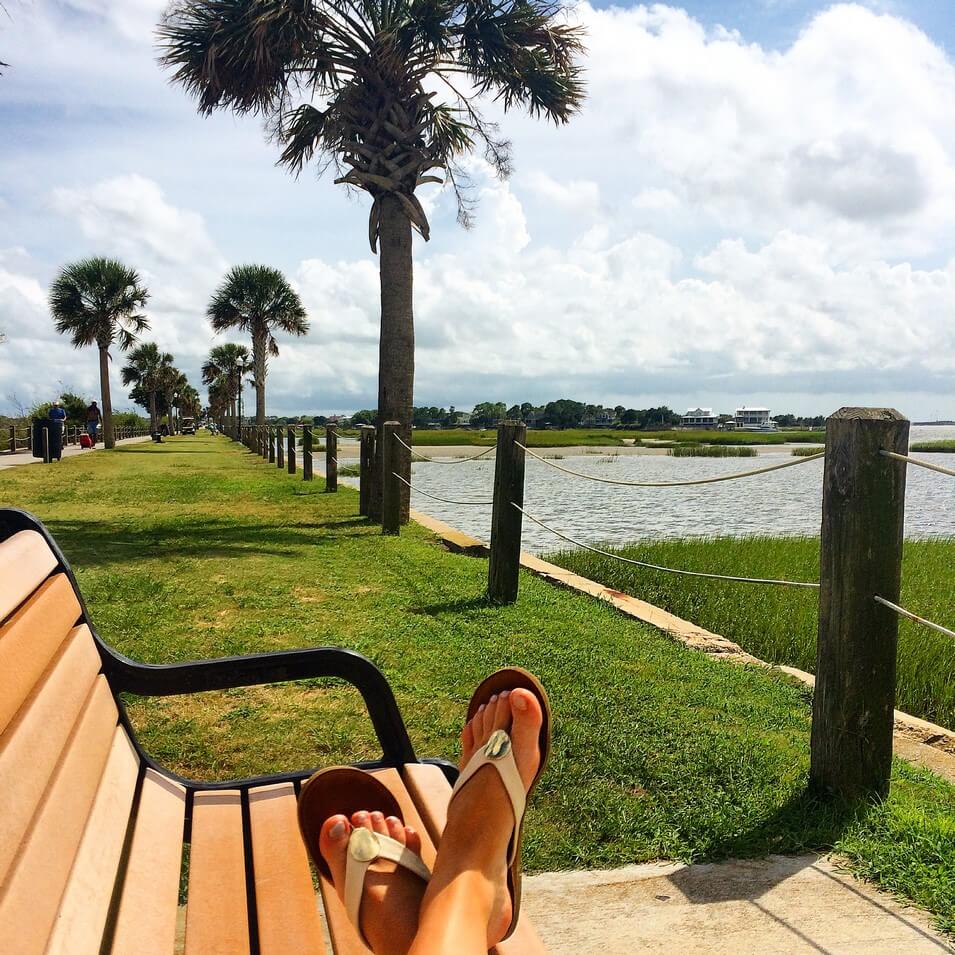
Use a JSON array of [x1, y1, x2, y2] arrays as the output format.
[[102, 645, 418, 767]]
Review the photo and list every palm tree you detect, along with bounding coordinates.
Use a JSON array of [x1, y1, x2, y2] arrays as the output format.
[[49, 257, 150, 449], [202, 342, 251, 437], [159, 0, 584, 521], [207, 265, 308, 429], [156, 366, 189, 434], [121, 342, 173, 432]]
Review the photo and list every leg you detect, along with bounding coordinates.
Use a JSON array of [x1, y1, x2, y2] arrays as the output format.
[[410, 688, 544, 955]]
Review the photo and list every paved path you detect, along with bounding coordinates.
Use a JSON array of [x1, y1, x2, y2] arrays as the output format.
[[524, 855, 953, 953], [0, 435, 151, 470]]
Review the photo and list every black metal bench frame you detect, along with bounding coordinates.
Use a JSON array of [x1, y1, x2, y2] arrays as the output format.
[[0, 507, 456, 830]]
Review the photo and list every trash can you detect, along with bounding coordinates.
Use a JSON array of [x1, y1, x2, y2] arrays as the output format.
[[32, 419, 63, 461]]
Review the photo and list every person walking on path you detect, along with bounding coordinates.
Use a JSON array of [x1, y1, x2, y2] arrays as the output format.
[[85, 401, 102, 447], [48, 401, 66, 460]]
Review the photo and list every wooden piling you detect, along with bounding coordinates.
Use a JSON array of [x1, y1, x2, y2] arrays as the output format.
[[276, 428, 284, 470], [810, 407, 909, 801], [326, 426, 338, 493], [381, 421, 401, 535], [488, 421, 527, 604], [287, 426, 296, 474], [303, 425, 313, 481], [359, 426, 375, 516]]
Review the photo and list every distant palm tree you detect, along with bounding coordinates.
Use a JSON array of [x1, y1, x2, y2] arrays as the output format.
[[202, 342, 251, 437], [207, 265, 308, 429], [159, 0, 584, 521], [121, 342, 173, 432], [49, 257, 149, 449]]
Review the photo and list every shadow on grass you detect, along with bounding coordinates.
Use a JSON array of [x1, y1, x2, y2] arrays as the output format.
[[411, 595, 493, 615], [44, 516, 376, 568]]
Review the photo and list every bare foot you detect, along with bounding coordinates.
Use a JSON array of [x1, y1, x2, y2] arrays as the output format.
[[319, 809, 427, 955], [422, 687, 544, 948]]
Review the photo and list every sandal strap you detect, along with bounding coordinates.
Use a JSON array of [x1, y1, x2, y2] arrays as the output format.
[[450, 730, 526, 865], [344, 830, 431, 942]]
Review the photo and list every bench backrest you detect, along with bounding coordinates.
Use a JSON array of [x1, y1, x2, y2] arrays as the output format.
[[0, 529, 138, 953]]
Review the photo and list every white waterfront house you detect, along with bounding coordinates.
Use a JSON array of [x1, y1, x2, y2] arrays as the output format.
[[681, 407, 719, 429], [734, 406, 775, 430]]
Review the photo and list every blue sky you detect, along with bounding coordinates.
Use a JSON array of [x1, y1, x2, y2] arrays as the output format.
[[2, 2, 955, 419]]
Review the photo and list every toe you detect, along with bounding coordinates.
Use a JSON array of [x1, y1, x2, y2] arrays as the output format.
[[509, 688, 544, 790], [461, 719, 475, 763], [370, 811, 389, 836], [351, 810, 373, 831], [385, 816, 406, 844], [318, 814, 351, 886], [492, 689, 512, 733], [405, 827, 421, 857], [475, 702, 489, 742]]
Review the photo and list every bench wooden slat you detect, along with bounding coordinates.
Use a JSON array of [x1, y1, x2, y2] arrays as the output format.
[[0, 573, 81, 735], [0, 529, 58, 622], [0, 625, 101, 885], [399, 764, 547, 955], [109, 769, 187, 955], [0, 676, 118, 954], [46, 727, 140, 955], [184, 790, 250, 955], [248, 783, 326, 955]]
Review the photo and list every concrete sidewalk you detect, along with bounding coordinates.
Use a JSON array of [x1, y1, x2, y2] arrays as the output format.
[[524, 855, 952, 953], [0, 435, 151, 470]]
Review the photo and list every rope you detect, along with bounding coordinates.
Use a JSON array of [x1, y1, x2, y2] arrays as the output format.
[[392, 472, 493, 506], [513, 504, 820, 588], [393, 433, 496, 464], [515, 443, 824, 487], [880, 449, 955, 479], [874, 596, 955, 640]]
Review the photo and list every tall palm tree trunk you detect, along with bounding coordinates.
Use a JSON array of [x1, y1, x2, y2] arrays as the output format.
[[149, 390, 157, 432], [98, 345, 115, 449], [370, 196, 414, 523], [253, 330, 268, 429]]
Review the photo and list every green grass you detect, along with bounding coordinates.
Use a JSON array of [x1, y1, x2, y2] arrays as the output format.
[[912, 440, 955, 453], [669, 445, 758, 457], [410, 428, 826, 448], [791, 446, 824, 456], [1, 436, 953, 932], [640, 429, 825, 446], [549, 536, 955, 728]]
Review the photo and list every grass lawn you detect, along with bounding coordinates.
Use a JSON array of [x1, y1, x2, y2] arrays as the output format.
[[1, 435, 953, 933], [549, 537, 955, 730]]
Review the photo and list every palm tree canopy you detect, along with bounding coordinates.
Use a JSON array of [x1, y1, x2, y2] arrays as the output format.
[[49, 257, 150, 352], [202, 342, 252, 395], [207, 265, 309, 356], [158, 0, 585, 246], [120, 341, 174, 389]]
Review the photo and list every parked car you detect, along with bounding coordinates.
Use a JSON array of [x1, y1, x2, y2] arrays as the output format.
[[181, 417, 196, 435]]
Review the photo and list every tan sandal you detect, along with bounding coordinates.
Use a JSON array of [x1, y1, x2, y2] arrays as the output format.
[[297, 767, 431, 945], [450, 667, 551, 940]]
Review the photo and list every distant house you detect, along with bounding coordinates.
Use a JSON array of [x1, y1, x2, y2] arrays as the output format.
[[580, 410, 617, 428], [454, 411, 472, 426], [327, 414, 351, 427], [734, 406, 774, 431], [681, 407, 719, 429]]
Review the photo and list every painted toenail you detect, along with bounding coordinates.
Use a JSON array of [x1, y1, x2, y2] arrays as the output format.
[[501, 690, 510, 699], [330, 820, 346, 839], [513, 693, 528, 711], [490, 694, 498, 703]]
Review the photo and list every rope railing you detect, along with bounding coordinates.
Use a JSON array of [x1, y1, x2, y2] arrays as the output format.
[[513, 504, 821, 588], [874, 596, 955, 640], [394, 433, 496, 464], [880, 449, 955, 479], [392, 471, 493, 506], [515, 442, 825, 488]]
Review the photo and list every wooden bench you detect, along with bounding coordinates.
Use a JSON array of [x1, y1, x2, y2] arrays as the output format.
[[0, 508, 545, 954]]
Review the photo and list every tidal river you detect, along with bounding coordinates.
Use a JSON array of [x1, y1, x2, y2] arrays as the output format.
[[381, 425, 955, 554]]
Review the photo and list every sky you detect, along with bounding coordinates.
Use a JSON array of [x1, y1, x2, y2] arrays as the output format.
[[1, 1, 955, 420]]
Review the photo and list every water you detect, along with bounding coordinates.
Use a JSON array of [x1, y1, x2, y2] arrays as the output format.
[[390, 426, 955, 553]]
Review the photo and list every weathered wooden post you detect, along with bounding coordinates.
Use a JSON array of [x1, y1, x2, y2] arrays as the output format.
[[303, 425, 313, 481], [359, 426, 375, 516], [9, 425, 16, 453], [325, 425, 338, 493], [276, 428, 285, 470], [287, 426, 296, 474], [810, 407, 909, 801], [488, 421, 527, 604], [269, 428, 276, 464], [42, 426, 51, 464], [381, 421, 401, 535]]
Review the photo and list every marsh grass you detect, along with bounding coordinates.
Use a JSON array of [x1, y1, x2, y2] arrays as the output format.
[[791, 446, 823, 456], [0, 436, 952, 932], [551, 536, 955, 728], [670, 445, 758, 457], [911, 440, 955, 453]]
